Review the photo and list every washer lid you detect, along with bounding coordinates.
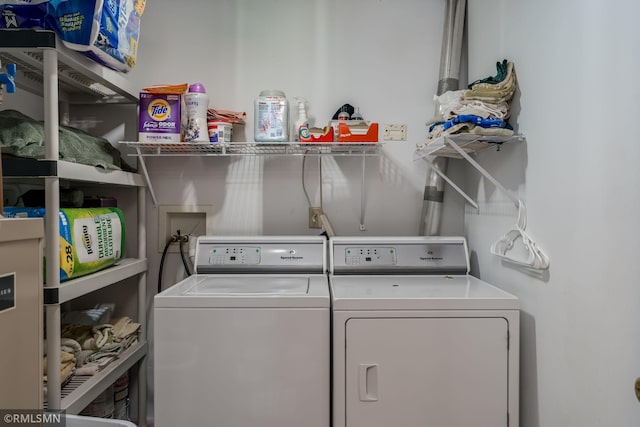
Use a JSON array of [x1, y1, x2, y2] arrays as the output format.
[[185, 276, 308, 294], [155, 274, 330, 308], [330, 275, 519, 311]]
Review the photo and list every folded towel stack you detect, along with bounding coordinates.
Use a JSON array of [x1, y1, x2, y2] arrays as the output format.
[[427, 60, 518, 142], [43, 351, 76, 385], [44, 314, 142, 387], [465, 60, 517, 104]]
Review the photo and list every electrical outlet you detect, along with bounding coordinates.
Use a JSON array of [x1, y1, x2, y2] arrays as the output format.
[[158, 205, 214, 253], [383, 124, 407, 141], [309, 207, 322, 229]]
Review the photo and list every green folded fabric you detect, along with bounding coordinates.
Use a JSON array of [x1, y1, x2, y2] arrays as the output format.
[[468, 59, 509, 88], [0, 109, 128, 171]]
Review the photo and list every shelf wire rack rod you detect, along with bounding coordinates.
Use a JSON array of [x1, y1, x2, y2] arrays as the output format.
[[360, 153, 367, 230], [444, 136, 519, 208], [135, 146, 158, 206], [422, 155, 478, 209]]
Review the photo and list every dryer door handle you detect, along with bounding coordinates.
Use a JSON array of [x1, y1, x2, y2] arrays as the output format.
[[358, 363, 378, 402]]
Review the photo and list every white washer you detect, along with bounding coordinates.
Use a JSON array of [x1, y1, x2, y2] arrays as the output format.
[[154, 236, 330, 427], [329, 236, 519, 427]]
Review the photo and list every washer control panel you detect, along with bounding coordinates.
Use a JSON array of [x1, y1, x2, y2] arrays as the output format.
[[208, 246, 260, 265], [194, 237, 326, 274], [345, 247, 396, 266]]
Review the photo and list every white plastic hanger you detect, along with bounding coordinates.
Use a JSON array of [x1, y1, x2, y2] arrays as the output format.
[[422, 136, 549, 270], [490, 200, 549, 270]]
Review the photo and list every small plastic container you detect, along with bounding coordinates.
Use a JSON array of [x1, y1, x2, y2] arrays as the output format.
[[254, 90, 288, 142], [207, 120, 233, 143]]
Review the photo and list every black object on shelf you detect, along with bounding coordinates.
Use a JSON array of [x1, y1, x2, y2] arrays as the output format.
[[1, 154, 57, 177], [83, 196, 117, 208], [0, 29, 57, 49], [20, 189, 84, 208], [331, 103, 355, 120]]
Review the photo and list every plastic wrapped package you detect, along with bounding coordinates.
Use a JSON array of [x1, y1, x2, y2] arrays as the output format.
[[0, 0, 145, 72], [2, 207, 126, 281], [46, 0, 145, 72], [0, 0, 48, 28]]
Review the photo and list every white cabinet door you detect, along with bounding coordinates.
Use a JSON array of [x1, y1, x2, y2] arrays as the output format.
[[346, 317, 509, 427]]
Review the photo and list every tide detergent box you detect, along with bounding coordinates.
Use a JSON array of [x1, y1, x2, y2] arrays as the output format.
[[139, 93, 181, 142]]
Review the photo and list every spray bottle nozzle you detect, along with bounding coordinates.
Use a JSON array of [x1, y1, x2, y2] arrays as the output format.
[[294, 97, 308, 120]]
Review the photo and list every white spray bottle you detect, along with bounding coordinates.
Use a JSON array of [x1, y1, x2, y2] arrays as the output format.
[[293, 97, 309, 142]]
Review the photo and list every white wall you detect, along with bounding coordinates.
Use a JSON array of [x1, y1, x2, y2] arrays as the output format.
[[466, 0, 640, 425]]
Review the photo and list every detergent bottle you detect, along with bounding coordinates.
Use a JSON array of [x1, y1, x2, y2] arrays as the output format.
[[184, 83, 209, 142], [254, 90, 288, 142]]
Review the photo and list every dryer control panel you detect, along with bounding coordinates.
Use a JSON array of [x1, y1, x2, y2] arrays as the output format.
[[331, 237, 469, 275]]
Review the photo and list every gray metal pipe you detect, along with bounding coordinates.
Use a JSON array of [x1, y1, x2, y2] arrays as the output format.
[[438, 0, 456, 93], [419, 0, 466, 236]]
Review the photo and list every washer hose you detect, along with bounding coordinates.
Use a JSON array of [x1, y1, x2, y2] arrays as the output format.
[[158, 235, 177, 294], [178, 230, 192, 276]]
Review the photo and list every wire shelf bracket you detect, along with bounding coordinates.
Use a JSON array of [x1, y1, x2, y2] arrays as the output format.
[[414, 134, 549, 271]]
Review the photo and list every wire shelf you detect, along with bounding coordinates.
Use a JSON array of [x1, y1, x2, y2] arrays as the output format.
[[414, 134, 524, 160], [122, 141, 382, 157]]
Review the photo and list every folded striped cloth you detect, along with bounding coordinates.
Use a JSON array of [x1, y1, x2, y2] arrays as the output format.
[[464, 61, 517, 104], [207, 108, 246, 124]]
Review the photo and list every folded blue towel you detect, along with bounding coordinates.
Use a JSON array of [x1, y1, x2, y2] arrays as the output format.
[[442, 115, 510, 131]]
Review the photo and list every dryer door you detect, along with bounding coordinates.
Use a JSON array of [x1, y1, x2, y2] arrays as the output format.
[[345, 317, 509, 427]]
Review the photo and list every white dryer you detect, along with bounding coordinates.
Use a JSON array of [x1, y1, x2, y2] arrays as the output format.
[[329, 236, 519, 427], [154, 236, 330, 427]]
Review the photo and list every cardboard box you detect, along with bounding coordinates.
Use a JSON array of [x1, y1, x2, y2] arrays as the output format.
[[139, 93, 181, 142], [337, 122, 378, 142]]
